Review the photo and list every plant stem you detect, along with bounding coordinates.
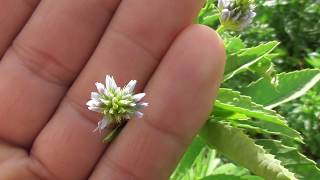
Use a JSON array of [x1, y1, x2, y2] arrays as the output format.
[[216, 25, 225, 33], [103, 122, 126, 143]]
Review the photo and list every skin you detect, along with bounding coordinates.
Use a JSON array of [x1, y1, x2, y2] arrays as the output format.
[[0, 0, 225, 179]]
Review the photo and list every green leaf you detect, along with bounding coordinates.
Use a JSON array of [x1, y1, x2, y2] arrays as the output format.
[[224, 41, 279, 81], [171, 136, 206, 179], [200, 121, 297, 180], [230, 119, 303, 143], [242, 69, 320, 109], [201, 14, 220, 27], [171, 147, 220, 180], [249, 56, 278, 87], [225, 37, 246, 53], [256, 139, 320, 180], [212, 163, 250, 176], [306, 52, 320, 68], [201, 174, 263, 180], [212, 99, 302, 142], [215, 88, 286, 125], [197, 0, 218, 26]]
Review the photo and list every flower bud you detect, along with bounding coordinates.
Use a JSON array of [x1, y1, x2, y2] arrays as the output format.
[[218, 0, 256, 31]]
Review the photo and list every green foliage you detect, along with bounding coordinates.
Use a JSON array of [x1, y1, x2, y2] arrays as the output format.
[[201, 174, 263, 180], [256, 139, 320, 180], [224, 41, 279, 81], [171, 137, 206, 179], [171, 0, 320, 179], [242, 69, 320, 109], [200, 121, 297, 180], [227, 118, 302, 143], [242, 0, 320, 71], [197, 0, 220, 27], [215, 88, 286, 125], [306, 51, 320, 68], [201, 163, 263, 180], [171, 140, 222, 180], [214, 88, 302, 142], [279, 89, 320, 162]]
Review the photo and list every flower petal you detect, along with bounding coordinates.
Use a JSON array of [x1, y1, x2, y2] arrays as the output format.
[[100, 117, 109, 129], [93, 119, 107, 132], [221, 9, 231, 21], [232, 11, 241, 21], [95, 82, 105, 94], [91, 92, 100, 100], [123, 80, 137, 93], [115, 87, 121, 94], [101, 99, 110, 105], [88, 106, 103, 113], [86, 99, 101, 107], [106, 75, 117, 90], [124, 114, 131, 119], [135, 102, 149, 109], [249, 11, 256, 18], [134, 111, 144, 118], [93, 122, 100, 132], [218, 0, 225, 10], [133, 93, 146, 102]]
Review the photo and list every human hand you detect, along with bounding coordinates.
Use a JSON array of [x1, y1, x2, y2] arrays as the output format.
[[0, 0, 225, 179]]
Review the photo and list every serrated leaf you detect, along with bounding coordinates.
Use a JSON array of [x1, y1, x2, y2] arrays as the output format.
[[200, 121, 297, 180], [224, 41, 279, 81], [215, 88, 286, 125], [212, 106, 302, 142], [201, 174, 263, 180], [242, 69, 320, 109], [229, 119, 303, 143], [256, 139, 320, 180]]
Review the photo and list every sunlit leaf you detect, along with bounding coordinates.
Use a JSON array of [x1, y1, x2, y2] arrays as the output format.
[[242, 69, 320, 109]]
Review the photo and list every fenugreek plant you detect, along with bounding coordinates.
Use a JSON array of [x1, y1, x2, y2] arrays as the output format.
[[171, 0, 320, 180]]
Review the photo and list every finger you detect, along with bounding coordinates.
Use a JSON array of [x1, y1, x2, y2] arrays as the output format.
[[0, 0, 39, 57], [0, 0, 120, 147], [90, 25, 225, 180], [31, 0, 204, 179]]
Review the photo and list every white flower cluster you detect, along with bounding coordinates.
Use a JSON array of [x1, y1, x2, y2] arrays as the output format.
[[218, 0, 256, 31], [87, 75, 148, 132]]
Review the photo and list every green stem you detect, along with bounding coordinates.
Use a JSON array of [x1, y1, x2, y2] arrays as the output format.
[[216, 25, 225, 33], [103, 122, 126, 143], [200, 121, 297, 180]]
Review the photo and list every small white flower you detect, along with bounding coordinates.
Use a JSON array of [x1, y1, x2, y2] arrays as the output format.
[[87, 75, 148, 132], [218, 0, 256, 31]]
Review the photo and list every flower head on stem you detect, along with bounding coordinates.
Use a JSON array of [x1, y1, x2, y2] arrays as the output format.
[[86, 75, 148, 132], [218, 0, 256, 31]]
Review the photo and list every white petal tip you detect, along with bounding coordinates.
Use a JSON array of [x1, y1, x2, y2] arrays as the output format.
[[133, 93, 146, 101], [134, 111, 144, 119]]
